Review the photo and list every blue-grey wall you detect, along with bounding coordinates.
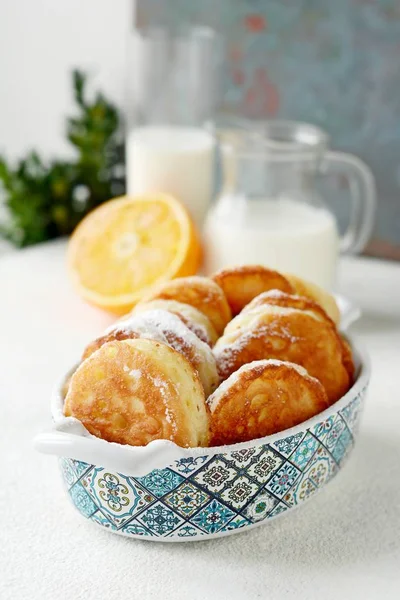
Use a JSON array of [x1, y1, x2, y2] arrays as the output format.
[[137, 0, 400, 257]]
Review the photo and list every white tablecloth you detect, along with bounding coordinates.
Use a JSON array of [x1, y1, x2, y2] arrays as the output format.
[[1, 241, 400, 600]]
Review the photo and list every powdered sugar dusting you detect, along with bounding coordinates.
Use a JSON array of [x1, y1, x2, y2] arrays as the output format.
[[214, 308, 316, 376], [152, 376, 177, 434], [243, 302, 325, 325], [107, 308, 218, 397], [244, 289, 304, 306], [133, 298, 215, 345], [137, 310, 218, 396], [184, 321, 209, 344], [122, 365, 141, 379], [164, 407, 176, 432], [106, 314, 168, 343], [153, 376, 168, 392], [259, 289, 289, 298], [128, 369, 142, 380]]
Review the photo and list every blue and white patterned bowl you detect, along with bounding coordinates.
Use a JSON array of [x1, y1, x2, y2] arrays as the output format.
[[36, 337, 370, 542]]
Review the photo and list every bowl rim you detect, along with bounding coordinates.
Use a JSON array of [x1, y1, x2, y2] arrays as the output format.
[[50, 334, 370, 462]]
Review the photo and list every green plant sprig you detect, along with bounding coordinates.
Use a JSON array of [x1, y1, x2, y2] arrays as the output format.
[[0, 70, 125, 247]]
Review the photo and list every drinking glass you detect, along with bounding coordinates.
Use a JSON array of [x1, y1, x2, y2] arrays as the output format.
[[125, 26, 223, 227]]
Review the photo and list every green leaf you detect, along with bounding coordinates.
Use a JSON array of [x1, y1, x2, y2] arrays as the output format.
[[0, 69, 125, 248], [73, 69, 86, 109]]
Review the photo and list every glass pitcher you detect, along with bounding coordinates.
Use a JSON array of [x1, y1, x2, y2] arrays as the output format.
[[203, 120, 376, 289]]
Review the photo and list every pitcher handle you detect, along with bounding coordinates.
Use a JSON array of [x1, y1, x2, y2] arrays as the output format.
[[323, 151, 376, 254]]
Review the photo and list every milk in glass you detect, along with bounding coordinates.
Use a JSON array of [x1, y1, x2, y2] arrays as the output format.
[[126, 126, 215, 228]]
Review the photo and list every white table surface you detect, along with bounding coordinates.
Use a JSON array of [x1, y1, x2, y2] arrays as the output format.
[[1, 241, 400, 600]]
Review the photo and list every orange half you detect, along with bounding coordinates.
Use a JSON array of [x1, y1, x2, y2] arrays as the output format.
[[67, 194, 201, 314]]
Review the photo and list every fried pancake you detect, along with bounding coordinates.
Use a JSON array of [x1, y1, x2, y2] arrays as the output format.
[[212, 265, 294, 316], [132, 299, 218, 346], [82, 310, 219, 397], [65, 338, 210, 448], [340, 336, 355, 382], [145, 276, 231, 335], [242, 290, 333, 325], [208, 360, 329, 445], [242, 290, 354, 386], [285, 273, 340, 324], [82, 317, 163, 360], [213, 305, 350, 403]]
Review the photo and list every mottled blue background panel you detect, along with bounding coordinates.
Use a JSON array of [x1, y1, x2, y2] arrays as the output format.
[[136, 0, 400, 254]]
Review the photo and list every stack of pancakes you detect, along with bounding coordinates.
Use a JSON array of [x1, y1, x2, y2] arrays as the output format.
[[64, 266, 354, 448]]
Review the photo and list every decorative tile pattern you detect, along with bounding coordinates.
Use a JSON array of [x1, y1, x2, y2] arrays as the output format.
[[331, 427, 353, 465], [266, 463, 301, 498], [313, 415, 335, 441], [174, 456, 209, 476], [192, 500, 236, 534], [324, 416, 346, 450], [194, 458, 237, 492], [272, 432, 304, 457], [230, 448, 258, 467], [247, 448, 283, 483], [69, 482, 97, 518], [164, 482, 210, 517], [284, 446, 336, 506], [268, 502, 289, 518], [121, 521, 153, 537], [136, 468, 184, 498], [220, 515, 250, 532], [82, 468, 155, 527], [290, 432, 319, 470], [340, 394, 363, 433], [72, 460, 92, 478], [61, 387, 366, 540], [137, 502, 183, 536], [245, 490, 278, 522], [91, 510, 117, 531], [221, 475, 259, 510], [168, 523, 205, 538], [60, 457, 77, 487]]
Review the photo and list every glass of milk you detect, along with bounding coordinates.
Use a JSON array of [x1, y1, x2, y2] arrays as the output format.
[[203, 121, 376, 289], [126, 26, 222, 228]]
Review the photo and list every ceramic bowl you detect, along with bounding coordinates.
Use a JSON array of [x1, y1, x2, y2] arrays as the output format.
[[35, 336, 370, 542]]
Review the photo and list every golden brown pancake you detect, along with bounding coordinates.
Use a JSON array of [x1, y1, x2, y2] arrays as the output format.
[[212, 265, 294, 316], [285, 273, 340, 324], [340, 336, 355, 382], [131, 299, 218, 346], [65, 338, 210, 448], [213, 305, 350, 403], [242, 290, 333, 325], [208, 359, 329, 445], [82, 310, 219, 397], [242, 290, 354, 387], [145, 276, 231, 335]]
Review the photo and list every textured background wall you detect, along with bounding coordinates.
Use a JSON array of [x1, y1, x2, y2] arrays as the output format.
[[137, 0, 400, 258], [0, 0, 398, 257]]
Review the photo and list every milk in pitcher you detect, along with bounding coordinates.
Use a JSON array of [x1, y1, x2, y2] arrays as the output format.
[[203, 197, 339, 289]]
